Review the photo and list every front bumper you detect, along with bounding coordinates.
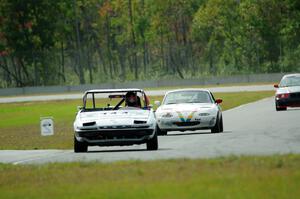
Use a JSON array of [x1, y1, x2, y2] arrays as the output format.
[[157, 116, 217, 131], [75, 127, 155, 146]]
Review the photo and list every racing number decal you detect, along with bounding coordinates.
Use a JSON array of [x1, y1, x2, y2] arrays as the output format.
[[177, 111, 196, 122]]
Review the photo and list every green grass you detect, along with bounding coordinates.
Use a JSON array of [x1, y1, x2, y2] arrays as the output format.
[[0, 154, 299, 199], [0, 91, 275, 149]]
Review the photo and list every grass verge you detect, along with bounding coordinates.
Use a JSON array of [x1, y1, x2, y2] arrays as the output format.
[[0, 91, 275, 149], [0, 154, 299, 199]]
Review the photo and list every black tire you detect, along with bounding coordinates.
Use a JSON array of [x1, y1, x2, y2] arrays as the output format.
[[219, 116, 223, 132], [275, 102, 287, 111], [211, 114, 222, 133], [146, 133, 158, 150], [276, 107, 287, 111], [156, 125, 167, 136], [74, 136, 88, 153]]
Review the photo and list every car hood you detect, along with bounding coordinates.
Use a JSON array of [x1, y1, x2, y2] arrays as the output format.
[[276, 86, 300, 94], [77, 110, 150, 125], [157, 103, 215, 113]]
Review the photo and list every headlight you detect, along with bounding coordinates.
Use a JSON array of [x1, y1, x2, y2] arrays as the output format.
[[199, 113, 210, 116]]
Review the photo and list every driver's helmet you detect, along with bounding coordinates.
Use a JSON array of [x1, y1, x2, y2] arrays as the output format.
[[125, 91, 139, 107]]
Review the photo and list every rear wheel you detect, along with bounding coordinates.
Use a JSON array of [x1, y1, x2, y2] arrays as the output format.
[[146, 133, 158, 150], [211, 114, 222, 133], [219, 116, 223, 132], [74, 136, 88, 153]]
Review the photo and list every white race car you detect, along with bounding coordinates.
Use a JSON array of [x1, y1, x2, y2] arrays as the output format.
[[274, 73, 300, 111], [155, 89, 223, 135], [73, 89, 157, 152]]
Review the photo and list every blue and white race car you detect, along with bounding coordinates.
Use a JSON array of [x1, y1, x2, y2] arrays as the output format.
[[155, 89, 223, 135]]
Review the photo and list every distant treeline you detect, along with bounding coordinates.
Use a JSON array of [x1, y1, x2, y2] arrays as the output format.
[[0, 0, 300, 88]]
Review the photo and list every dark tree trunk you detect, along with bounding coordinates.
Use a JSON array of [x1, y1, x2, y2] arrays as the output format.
[[98, 48, 108, 78], [160, 28, 165, 71], [209, 42, 216, 75], [128, 0, 138, 80], [86, 44, 93, 84], [105, 16, 114, 79], [60, 41, 66, 83], [73, 0, 85, 84], [0, 57, 23, 87], [117, 45, 126, 81], [33, 51, 39, 86]]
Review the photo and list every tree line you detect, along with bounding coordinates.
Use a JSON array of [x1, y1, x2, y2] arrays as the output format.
[[0, 0, 299, 88]]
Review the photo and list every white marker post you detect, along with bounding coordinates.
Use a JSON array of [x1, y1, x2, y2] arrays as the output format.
[[40, 117, 54, 136]]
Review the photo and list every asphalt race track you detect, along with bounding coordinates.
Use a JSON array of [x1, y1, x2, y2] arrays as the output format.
[[1, 96, 300, 165]]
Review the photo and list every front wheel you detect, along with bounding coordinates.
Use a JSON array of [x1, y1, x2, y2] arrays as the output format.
[[146, 133, 158, 150], [211, 114, 223, 133], [74, 136, 88, 153]]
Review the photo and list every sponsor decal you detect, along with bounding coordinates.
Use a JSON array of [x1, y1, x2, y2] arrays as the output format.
[[177, 111, 196, 122]]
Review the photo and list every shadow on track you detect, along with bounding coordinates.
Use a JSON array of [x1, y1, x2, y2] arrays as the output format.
[[286, 108, 300, 111], [160, 130, 232, 137], [87, 147, 171, 153]]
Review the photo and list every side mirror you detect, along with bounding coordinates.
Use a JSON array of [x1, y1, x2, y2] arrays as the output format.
[[274, 84, 279, 88], [215, 99, 223, 104], [148, 104, 153, 108], [154, 101, 161, 106], [77, 106, 83, 111]]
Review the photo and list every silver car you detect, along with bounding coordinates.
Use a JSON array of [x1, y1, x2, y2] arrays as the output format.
[[155, 89, 223, 135], [73, 89, 157, 152], [274, 74, 300, 111]]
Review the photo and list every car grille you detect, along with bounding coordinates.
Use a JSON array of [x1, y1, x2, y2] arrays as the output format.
[[97, 125, 149, 129], [173, 122, 200, 126], [290, 92, 300, 99], [78, 129, 153, 140], [83, 121, 96, 126]]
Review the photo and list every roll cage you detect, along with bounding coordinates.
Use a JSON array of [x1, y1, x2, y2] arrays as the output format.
[[82, 88, 150, 110]]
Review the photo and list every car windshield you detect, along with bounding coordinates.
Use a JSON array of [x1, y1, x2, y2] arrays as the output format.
[[84, 91, 146, 111], [163, 91, 212, 105], [280, 76, 300, 87]]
